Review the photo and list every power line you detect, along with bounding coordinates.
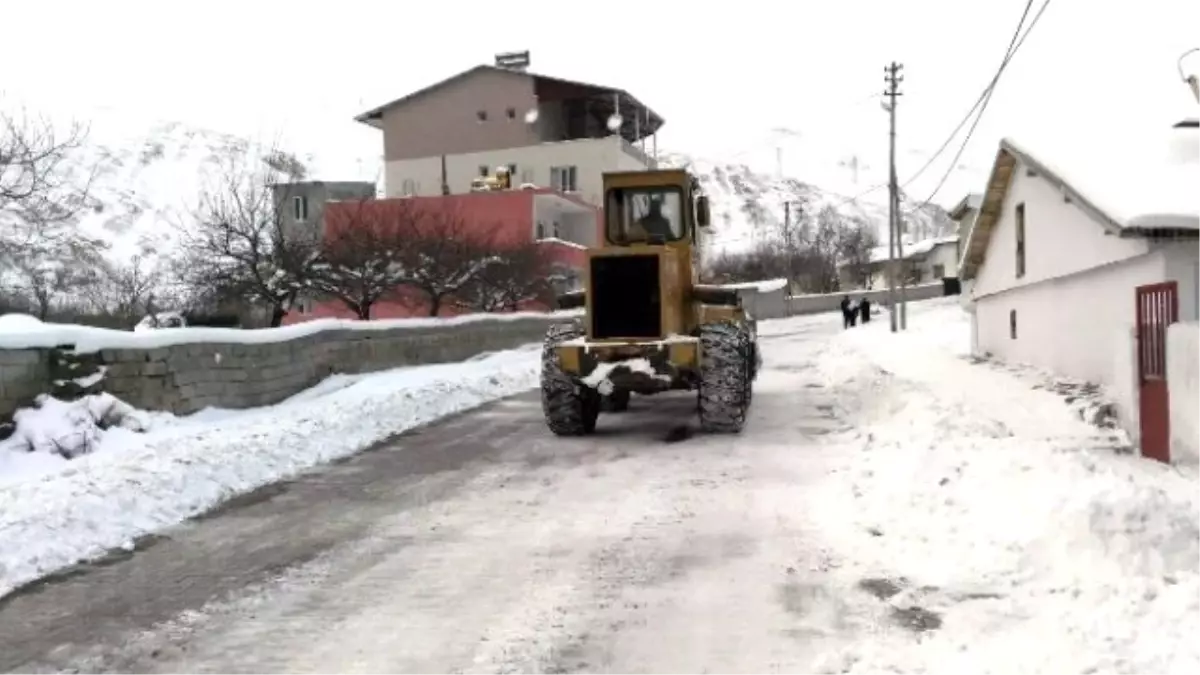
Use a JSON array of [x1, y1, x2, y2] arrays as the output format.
[[837, 0, 1041, 210], [897, 0, 1035, 192], [908, 0, 1054, 214]]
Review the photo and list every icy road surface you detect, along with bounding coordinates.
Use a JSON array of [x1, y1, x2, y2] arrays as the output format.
[[1, 302, 1194, 674]]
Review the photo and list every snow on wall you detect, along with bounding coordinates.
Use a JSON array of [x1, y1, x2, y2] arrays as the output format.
[[974, 251, 1161, 437], [1110, 324, 1141, 448], [0, 312, 574, 417], [1168, 322, 1199, 465]]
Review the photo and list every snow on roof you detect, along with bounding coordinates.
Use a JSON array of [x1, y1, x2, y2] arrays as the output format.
[[867, 235, 959, 263], [0, 310, 581, 353], [1001, 122, 1200, 232], [707, 278, 789, 293]]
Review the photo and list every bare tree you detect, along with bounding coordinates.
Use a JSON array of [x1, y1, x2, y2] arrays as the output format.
[[0, 106, 95, 254], [310, 198, 412, 319], [834, 219, 879, 289], [9, 234, 107, 319], [401, 210, 498, 317], [84, 255, 164, 323], [174, 149, 316, 327], [457, 240, 557, 312]]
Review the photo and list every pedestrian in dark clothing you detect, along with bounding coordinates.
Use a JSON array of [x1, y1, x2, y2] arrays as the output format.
[[840, 296, 853, 329], [859, 297, 872, 323]]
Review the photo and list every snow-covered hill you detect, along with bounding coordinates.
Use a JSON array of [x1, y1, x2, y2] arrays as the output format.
[[63, 121, 379, 265], [659, 152, 957, 256], [48, 121, 956, 268]]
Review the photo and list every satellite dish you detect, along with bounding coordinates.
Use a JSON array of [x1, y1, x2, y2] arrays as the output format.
[[606, 114, 623, 132], [524, 108, 539, 124]]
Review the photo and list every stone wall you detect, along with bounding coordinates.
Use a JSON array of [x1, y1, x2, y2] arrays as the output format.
[[1, 316, 561, 418], [788, 281, 947, 316]]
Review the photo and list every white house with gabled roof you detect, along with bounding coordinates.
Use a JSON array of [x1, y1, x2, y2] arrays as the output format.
[[958, 111, 1199, 458]]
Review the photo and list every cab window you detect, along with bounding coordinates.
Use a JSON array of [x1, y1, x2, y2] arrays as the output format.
[[606, 187, 686, 244]]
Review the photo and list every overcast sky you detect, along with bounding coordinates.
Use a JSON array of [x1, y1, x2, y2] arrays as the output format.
[[5, 0, 1198, 207]]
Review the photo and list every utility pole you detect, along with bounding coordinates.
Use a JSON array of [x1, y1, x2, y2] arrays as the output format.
[[884, 61, 904, 332], [895, 185, 908, 329]]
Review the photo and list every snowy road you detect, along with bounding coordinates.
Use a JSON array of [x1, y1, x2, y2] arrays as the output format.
[[1, 302, 1195, 674]]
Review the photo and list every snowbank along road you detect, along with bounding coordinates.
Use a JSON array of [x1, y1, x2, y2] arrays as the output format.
[[1, 300, 1195, 674]]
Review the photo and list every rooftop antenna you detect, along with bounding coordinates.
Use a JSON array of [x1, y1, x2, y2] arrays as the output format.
[[1171, 48, 1200, 127]]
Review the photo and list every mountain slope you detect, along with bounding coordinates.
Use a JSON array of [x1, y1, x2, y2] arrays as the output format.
[[64, 121, 378, 265], [44, 122, 955, 270], [659, 152, 957, 257]]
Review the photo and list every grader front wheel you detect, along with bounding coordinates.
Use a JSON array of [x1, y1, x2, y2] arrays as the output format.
[[540, 322, 601, 436], [697, 322, 752, 433]]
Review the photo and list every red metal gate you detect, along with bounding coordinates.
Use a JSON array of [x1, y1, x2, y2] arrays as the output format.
[[1135, 281, 1178, 463]]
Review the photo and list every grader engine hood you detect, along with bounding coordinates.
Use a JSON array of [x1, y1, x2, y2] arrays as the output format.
[[586, 247, 686, 341]]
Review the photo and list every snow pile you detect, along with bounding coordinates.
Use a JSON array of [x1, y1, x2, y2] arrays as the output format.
[[0, 344, 542, 599], [1, 394, 148, 462], [812, 298, 1199, 673]]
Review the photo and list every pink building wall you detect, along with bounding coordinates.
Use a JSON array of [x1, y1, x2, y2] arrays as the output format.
[[285, 190, 598, 323]]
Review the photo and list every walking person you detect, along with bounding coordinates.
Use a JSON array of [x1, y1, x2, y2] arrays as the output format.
[[848, 298, 859, 327], [840, 295, 853, 329], [859, 297, 872, 324]]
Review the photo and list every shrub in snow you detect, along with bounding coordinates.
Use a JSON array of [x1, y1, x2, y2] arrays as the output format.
[[3, 393, 147, 459]]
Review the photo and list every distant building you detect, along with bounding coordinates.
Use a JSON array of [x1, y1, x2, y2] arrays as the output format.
[[839, 234, 961, 290], [948, 193, 983, 250], [354, 60, 664, 208], [270, 180, 377, 240]]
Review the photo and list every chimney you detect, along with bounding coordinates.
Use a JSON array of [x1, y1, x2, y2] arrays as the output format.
[[494, 51, 531, 72]]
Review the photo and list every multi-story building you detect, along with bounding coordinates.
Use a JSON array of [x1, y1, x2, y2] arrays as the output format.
[[354, 59, 664, 220]]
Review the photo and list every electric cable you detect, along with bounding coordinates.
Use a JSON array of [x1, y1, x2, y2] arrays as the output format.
[[906, 0, 1054, 214]]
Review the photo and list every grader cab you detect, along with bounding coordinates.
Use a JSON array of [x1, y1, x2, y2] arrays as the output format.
[[539, 168, 761, 436]]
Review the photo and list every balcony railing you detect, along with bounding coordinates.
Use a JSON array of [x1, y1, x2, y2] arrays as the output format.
[[619, 138, 657, 169]]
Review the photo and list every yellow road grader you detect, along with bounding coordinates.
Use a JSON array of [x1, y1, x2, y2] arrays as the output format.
[[540, 168, 761, 435]]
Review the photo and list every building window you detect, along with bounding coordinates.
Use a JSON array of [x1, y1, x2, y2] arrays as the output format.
[[506, 107, 517, 120], [1015, 202, 1026, 278], [553, 221, 561, 238], [1009, 309, 1018, 339], [476, 110, 487, 122], [550, 165, 578, 192], [479, 165, 490, 177], [535, 222, 545, 239], [508, 163, 518, 177], [933, 263, 946, 279], [520, 168, 535, 184], [401, 179, 417, 196], [292, 195, 308, 222]]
